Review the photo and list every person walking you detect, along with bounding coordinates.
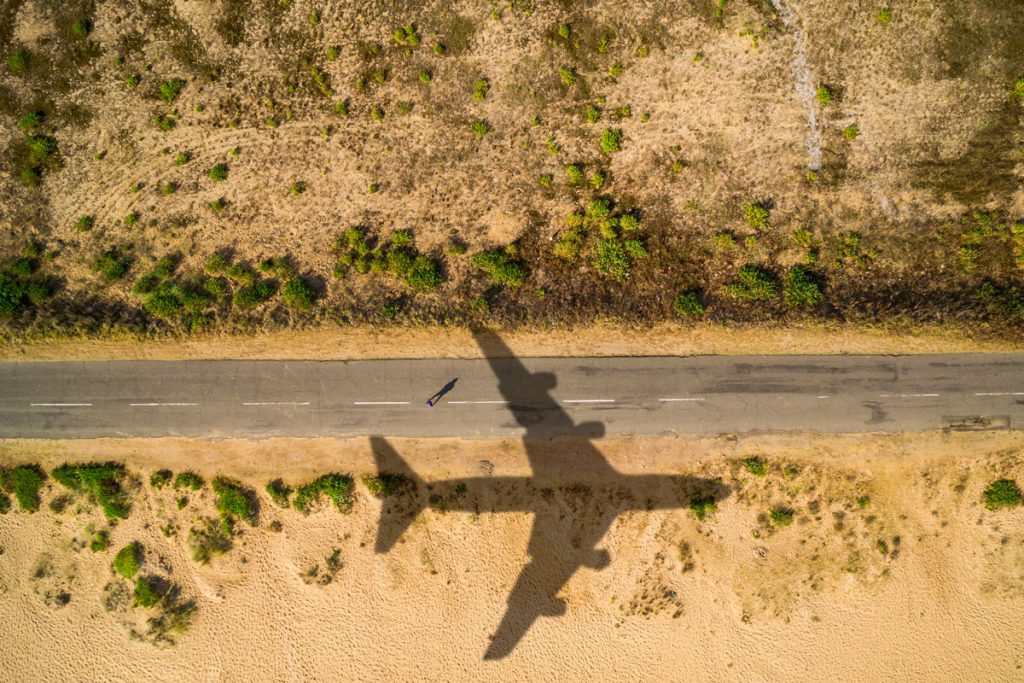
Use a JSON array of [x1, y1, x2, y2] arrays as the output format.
[[425, 378, 458, 407]]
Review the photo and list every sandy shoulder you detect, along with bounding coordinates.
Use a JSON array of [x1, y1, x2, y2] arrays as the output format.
[[0, 432, 1023, 681]]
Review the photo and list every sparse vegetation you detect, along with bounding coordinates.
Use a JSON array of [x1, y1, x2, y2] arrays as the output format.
[[51, 462, 132, 519], [672, 291, 705, 318], [769, 505, 795, 527], [266, 479, 292, 508], [983, 479, 1021, 510], [174, 471, 204, 491], [293, 474, 354, 514], [724, 265, 777, 301], [212, 477, 257, 526], [690, 495, 717, 521], [150, 470, 173, 489], [113, 542, 141, 579], [0, 465, 46, 512], [742, 457, 767, 476]]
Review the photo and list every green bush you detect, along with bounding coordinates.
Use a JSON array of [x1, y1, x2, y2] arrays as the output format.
[[565, 163, 584, 185], [159, 79, 185, 103], [473, 78, 490, 100], [124, 211, 140, 227], [89, 530, 110, 552], [150, 470, 173, 489], [52, 462, 131, 519], [690, 495, 717, 521], [406, 256, 444, 292], [233, 281, 274, 309], [0, 275, 25, 318], [816, 84, 832, 106], [266, 479, 292, 508], [0, 465, 46, 512], [983, 479, 1022, 510], [113, 542, 142, 579], [363, 474, 411, 497], [17, 112, 42, 130], [392, 23, 421, 46], [152, 114, 176, 131], [174, 471, 204, 491], [189, 517, 233, 564], [281, 277, 316, 311], [204, 252, 229, 274], [471, 250, 527, 288], [472, 120, 491, 137], [843, 123, 860, 140], [783, 266, 823, 308], [92, 250, 130, 283], [593, 239, 631, 281], [132, 576, 163, 607], [672, 291, 705, 318], [334, 99, 349, 117], [0, 493, 9, 514], [770, 505, 794, 527], [6, 49, 29, 76], [75, 215, 95, 232], [208, 163, 228, 181], [600, 128, 623, 153], [742, 202, 770, 229], [559, 66, 578, 86], [212, 477, 257, 525], [742, 457, 766, 476], [877, 7, 892, 24], [725, 265, 777, 301], [1013, 76, 1024, 100], [293, 474, 354, 514]]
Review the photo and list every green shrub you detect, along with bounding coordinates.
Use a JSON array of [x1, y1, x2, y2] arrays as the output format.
[[472, 119, 491, 137], [559, 66, 578, 86], [17, 112, 42, 131], [208, 163, 228, 181], [204, 252, 229, 274], [293, 474, 354, 513], [0, 493, 8, 514], [75, 215, 95, 232], [212, 477, 257, 525], [126, 74, 141, 88], [6, 49, 29, 76], [0, 276, 25, 317], [288, 181, 306, 196], [983, 479, 1022, 510], [189, 517, 232, 564], [418, 70, 432, 83], [326, 45, 340, 60], [392, 23, 421, 46], [25, 282, 50, 305], [113, 542, 142, 579], [672, 291, 705, 318], [816, 84, 832, 106], [406, 256, 444, 292], [471, 250, 527, 288], [124, 211, 140, 227], [266, 479, 292, 508], [159, 79, 185, 103], [725, 265, 777, 301], [233, 281, 274, 309], [593, 239, 631, 281], [174, 471, 204, 491], [742, 202, 770, 229], [742, 457, 767, 476], [89, 530, 110, 552], [538, 173, 554, 187], [158, 181, 177, 195], [132, 576, 163, 607], [52, 462, 131, 519], [362, 474, 411, 497], [334, 99, 349, 117], [281, 277, 316, 311], [553, 226, 585, 261], [473, 78, 490, 100], [600, 128, 623, 153], [565, 163, 584, 185], [150, 470, 173, 489], [877, 8, 892, 24], [152, 114, 176, 131], [783, 266, 823, 308], [0, 465, 46, 512], [370, 105, 384, 121], [557, 23, 571, 39], [843, 123, 860, 140], [690, 495, 717, 521], [770, 505, 794, 527], [91, 250, 130, 283]]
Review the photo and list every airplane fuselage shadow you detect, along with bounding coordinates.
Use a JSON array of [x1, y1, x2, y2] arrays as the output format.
[[368, 329, 732, 660]]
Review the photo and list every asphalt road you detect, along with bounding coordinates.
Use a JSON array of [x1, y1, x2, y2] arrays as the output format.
[[1, 354, 1022, 439]]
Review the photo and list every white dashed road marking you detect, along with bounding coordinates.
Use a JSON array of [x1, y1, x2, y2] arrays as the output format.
[[879, 393, 939, 398], [975, 392, 1024, 396], [242, 402, 311, 406], [129, 403, 198, 407], [563, 399, 615, 404], [658, 398, 706, 402]]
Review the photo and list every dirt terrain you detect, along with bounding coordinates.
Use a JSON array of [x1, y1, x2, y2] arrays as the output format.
[[1, 432, 1023, 680], [1, 0, 1023, 343]]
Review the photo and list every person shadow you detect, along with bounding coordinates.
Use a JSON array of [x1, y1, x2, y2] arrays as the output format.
[[425, 378, 458, 406], [371, 329, 731, 659]]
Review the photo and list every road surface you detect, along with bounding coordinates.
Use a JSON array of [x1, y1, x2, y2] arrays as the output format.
[[0, 355, 1022, 438]]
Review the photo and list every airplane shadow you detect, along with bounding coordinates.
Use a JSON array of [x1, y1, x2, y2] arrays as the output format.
[[369, 329, 731, 660]]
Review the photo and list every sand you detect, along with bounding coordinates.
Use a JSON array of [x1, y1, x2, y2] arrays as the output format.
[[1, 432, 1023, 681]]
